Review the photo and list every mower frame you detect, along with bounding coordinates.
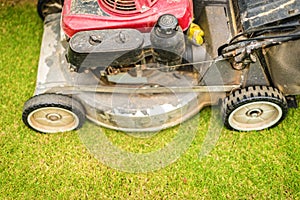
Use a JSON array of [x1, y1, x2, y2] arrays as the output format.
[[22, 0, 300, 133]]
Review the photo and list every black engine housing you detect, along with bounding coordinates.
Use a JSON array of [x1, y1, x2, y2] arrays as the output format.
[[67, 14, 187, 73]]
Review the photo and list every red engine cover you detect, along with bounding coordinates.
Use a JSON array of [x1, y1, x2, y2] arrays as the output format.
[[62, 0, 193, 37]]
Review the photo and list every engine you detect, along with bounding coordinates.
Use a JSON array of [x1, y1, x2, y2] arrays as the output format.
[[63, 0, 196, 78]]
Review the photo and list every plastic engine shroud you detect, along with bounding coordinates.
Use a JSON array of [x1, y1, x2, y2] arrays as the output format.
[[62, 0, 193, 37]]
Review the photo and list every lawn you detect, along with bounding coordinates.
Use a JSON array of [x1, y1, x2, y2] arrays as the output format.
[[0, 1, 299, 199]]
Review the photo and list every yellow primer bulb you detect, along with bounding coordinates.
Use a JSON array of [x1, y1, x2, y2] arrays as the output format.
[[188, 23, 204, 45]]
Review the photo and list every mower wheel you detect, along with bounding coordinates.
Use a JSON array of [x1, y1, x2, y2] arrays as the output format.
[[222, 86, 288, 131], [22, 94, 85, 133], [37, 0, 64, 20]]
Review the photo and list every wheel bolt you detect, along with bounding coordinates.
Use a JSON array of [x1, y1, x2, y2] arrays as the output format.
[[246, 109, 263, 118], [46, 113, 62, 121]]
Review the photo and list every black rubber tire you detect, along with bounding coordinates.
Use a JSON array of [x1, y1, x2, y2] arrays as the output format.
[[222, 86, 288, 131], [22, 94, 85, 133], [37, 0, 64, 20]]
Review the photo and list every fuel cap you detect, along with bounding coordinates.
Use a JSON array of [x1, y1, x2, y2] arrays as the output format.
[[156, 14, 179, 35]]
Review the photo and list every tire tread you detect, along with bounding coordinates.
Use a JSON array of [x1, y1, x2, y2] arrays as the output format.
[[222, 86, 288, 131]]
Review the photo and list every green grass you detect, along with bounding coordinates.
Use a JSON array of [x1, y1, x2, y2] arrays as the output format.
[[0, 2, 300, 199]]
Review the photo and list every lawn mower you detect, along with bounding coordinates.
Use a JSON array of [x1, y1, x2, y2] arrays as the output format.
[[22, 0, 300, 133]]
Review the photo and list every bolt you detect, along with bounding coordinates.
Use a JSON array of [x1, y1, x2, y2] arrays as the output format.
[[89, 35, 103, 45], [118, 31, 127, 43]]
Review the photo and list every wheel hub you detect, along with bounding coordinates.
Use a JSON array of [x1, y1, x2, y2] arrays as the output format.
[[246, 108, 263, 118], [46, 113, 62, 121]]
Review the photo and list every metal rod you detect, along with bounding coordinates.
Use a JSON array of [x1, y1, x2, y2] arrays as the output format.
[[47, 85, 240, 94]]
